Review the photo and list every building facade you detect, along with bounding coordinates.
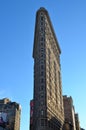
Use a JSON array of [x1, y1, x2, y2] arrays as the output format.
[[0, 98, 21, 130], [80, 128, 85, 130], [75, 114, 80, 130], [32, 7, 64, 130], [30, 100, 34, 130], [63, 96, 76, 130]]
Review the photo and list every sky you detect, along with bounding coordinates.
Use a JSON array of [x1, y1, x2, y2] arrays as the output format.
[[0, 0, 86, 130]]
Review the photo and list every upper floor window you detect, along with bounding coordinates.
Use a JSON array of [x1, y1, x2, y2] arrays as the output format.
[[41, 71, 44, 76], [41, 22, 43, 26], [40, 85, 44, 90], [40, 37, 44, 41], [41, 119, 44, 126], [41, 78, 44, 83], [41, 16, 44, 21], [41, 42, 43, 46], [41, 65, 44, 69]]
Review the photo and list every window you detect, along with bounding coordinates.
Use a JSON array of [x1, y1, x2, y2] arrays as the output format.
[[41, 119, 47, 126], [41, 48, 44, 52], [41, 22, 43, 25], [41, 78, 44, 83], [41, 65, 44, 69], [41, 16, 44, 21], [41, 42, 43, 46], [41, 71, 44, 76], [40, 12, 43, 15], [31, 106, 33, 110], [45, 119, 47, 126], [40, 85, 44, 90], [40, 37, 44, 41], [41, 101, 44, 105], [41, 119, 44, 126], [41, 110, 44, 115], [41, 54, 43, 57], [40, 27, 43, 32], [40, 93, 44, 98]]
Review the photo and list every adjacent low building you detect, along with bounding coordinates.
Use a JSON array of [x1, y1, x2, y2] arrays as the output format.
[[75, 113, 80, 130], [0, 98, 21, 130], [80, 128, 85, 130], [63, 95, 76, 130], [63, 95, 81, 130]]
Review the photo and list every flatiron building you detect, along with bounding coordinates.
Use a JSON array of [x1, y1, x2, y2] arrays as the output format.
[[32, 7, 64, 130]]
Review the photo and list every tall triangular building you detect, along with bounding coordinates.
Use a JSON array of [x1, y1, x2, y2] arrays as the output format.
[[32, 7, 64, 130]]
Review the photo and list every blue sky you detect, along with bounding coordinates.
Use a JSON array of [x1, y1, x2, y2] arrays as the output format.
[[0, 0, 86, 130]]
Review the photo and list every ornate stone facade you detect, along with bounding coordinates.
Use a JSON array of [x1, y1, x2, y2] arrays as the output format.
[[33, 7, 64, 130]]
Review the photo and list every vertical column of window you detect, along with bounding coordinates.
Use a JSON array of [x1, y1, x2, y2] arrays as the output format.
[[40, 62, 45, 104], [40, 13, 45, 59], [40, 35, 45, 61], [40, 14, 44, 35], [54, 61, 58, 104], [40, 55, 45, 92], [40, 35, 45, 43], [39, 13, 45, 90], [40, 14, 44, 21], [40, 37, 45, 92], [40, 14, 45, 93], [39, 15, 45, 107], [58, 71, 62, 110], [48, 49, 52, 99], [34, 55, 40, 114]]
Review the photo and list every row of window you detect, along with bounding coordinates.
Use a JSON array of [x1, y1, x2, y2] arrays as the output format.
[[35, 58, 45, 65], [34, 63, 45, 72], [35, 50, 45, 62], [41, 118, 60, 130]]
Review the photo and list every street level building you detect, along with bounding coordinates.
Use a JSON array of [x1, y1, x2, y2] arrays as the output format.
[[80, 128, 85, 130], [0, 98, 21, 130], [75, 114, 80, 130], [63, 96, 76, 130], [32, 7, 64, 130], [30, 100, 34, 130]]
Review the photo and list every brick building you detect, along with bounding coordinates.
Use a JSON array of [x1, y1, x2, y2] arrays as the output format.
[[0, 98, 21, 130], [63, 96, 77, 130]]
